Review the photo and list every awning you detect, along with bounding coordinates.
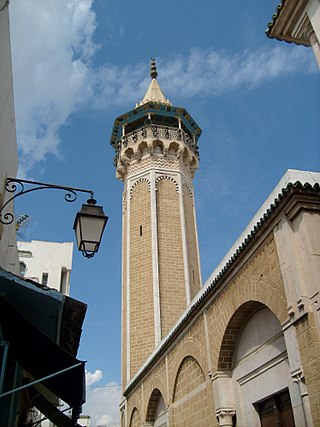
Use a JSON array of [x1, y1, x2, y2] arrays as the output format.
[[0, 296, 85, 425]]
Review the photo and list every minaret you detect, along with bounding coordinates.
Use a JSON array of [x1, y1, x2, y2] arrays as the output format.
[[110, 59, 202, 386]]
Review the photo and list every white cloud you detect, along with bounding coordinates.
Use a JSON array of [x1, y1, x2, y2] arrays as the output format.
[[9, 0, 97, 175], [91, 45, 315, 109], [159, 46, 316, 98], [86, 369, 103, 386], [83, 371, 121, 426], [9, 0, 316, 177]]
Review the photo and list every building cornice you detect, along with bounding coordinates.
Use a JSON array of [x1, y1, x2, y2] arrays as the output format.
[[110, 102, 202, 151], [266, 0, 311, 46]]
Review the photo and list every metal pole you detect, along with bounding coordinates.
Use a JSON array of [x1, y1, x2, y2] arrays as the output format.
[[0, 341, 9, 394], [0, 361, 84, 399]]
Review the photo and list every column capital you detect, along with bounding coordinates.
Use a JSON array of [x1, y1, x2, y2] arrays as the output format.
[[291, 367, 305, 384], [215, 407, 236, 427]]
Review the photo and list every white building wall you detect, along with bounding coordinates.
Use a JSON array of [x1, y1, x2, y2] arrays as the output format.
[[17, 240, 73, 295], [0, 0, 19, 274]]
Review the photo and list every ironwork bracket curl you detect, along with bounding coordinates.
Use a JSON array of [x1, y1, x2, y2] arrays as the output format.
[[0, 178, 94, 225]]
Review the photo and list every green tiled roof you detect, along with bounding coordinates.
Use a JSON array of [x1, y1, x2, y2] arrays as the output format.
[[265, 1, 285, 37]]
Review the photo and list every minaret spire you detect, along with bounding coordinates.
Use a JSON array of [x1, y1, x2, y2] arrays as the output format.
[[138, 58, 171, 106], [150, 58, 158, 79]]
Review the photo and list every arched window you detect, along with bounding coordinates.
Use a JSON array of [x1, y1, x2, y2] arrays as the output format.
[[19, 261, 26, 277]]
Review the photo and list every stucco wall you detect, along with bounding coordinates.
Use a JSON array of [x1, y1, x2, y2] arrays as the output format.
[[17, 240, 73, 294], [0, 2, 19, 274]]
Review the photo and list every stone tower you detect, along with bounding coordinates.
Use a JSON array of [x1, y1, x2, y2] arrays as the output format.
[[110, 60, 202, 387]]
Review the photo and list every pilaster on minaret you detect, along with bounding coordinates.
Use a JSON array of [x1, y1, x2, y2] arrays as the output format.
[[110, 59, 202, 387]]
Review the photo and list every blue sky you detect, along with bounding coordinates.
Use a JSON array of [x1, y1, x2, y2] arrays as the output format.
[[9, 0, 319, 424]]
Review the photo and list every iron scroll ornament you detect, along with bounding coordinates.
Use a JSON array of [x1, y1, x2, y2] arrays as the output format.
[[0, 178, 94, 225]]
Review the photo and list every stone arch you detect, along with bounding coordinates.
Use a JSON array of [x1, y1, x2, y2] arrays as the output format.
[[153, 139, 164, 155], [169, 337, 208, 401], [143, 373, 167, 420], [182, 147, 190, 164], [217, 300, 264, 371], [190, 155, 198, 170], [171, 354, 211, 425], [172, 356, 206, 402], [129, 407, 141, 427], [120, 410, 125, 427], [130, 178, 151, 199], [155, 175, 179, 193], [145, 388, 167, 424], [138, 141, 149, 156], [210, 235, 288, 372], [124, 147, 134, 160], [182, 182, 194, 205], [168, 141, 180, 157], [170, 337, 208, 396], [213, 303, 298, 426]]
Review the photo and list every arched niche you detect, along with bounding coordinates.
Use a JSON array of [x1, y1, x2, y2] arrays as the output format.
[[213, 303, 298, 427], [172, 356, 210, 425], [129, 407, 141, 427], [145, 388, 168, 427]]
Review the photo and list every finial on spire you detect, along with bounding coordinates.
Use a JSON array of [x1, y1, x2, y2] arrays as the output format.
[[137, 58, 171, 107], [150, 58, 158, 79]]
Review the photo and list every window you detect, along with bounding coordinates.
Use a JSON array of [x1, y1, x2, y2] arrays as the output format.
[[19, 262, 26, 277], [42, 273, 48, 286]]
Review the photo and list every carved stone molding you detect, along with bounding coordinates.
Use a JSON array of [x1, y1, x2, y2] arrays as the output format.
[[130, 177, 151, 198], [183, 182, 194, 205], [215, 407, 236, 427], [121, 124, 198, 157], [115, 124, 199, 181], [284, 191, 320, 221], [291, 367, 305, 384], [155, 175, 179, 193], [122, 190, 127, 212]]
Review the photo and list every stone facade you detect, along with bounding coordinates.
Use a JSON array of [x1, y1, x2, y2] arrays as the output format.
[[120, 179, 320, 426], [0, 0, 19, 274], [112, 63, 320, 427]]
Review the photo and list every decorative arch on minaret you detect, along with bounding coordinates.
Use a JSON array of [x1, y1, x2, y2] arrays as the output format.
[[155, 175, 179, 193], [129, 177, 151, 199], [182, 182, 194, 206]]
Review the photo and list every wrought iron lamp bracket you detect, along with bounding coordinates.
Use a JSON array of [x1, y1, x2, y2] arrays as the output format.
[[0, 177, 95, 225]]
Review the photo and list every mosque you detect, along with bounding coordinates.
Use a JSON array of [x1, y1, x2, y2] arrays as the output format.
[[109, 58, 320, 427]]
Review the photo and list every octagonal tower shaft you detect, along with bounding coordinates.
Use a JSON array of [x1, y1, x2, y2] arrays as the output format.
[[111, 64, 202, 387]]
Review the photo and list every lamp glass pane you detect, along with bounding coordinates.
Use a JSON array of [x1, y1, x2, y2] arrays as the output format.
[[79, 216, 105, 243]]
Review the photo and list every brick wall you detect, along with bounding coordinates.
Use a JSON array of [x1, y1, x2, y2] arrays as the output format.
[[121, 201, 127, 388], [123, 233, 288, 426], [130, 181, 155, 377], [295, 313, 320, 425], [171, 356, 211, 426], [183, 184, 201, 299], [157, 178, 186, 338]]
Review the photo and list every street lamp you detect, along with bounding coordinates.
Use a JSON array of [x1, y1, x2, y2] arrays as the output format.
[[73, 198, 108, 258], [0, 178, 108, 259]]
